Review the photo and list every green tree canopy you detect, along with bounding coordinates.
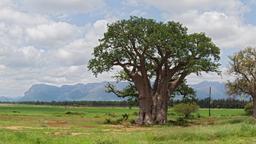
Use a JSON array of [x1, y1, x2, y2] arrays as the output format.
[[226, 47, 256, 117]]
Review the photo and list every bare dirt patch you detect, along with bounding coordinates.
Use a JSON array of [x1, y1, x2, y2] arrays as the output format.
[[0, 103, 15, 106], [46, 120, 68, 127]]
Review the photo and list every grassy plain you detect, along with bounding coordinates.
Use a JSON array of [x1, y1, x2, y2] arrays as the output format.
[[0, 104, 255, 144]]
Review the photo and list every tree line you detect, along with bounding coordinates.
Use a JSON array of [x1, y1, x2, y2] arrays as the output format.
[[0, 98, 249, 109]]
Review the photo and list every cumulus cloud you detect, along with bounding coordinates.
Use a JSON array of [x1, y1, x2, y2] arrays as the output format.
[[173, 11, 256, 49], [0, 8, 49, 26], [26, 22, 81, 48], [0, 1, 111, 96]]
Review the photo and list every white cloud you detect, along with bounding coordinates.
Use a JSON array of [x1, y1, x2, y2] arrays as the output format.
[[0, 8, 112, 95], [21, 0, 105, 15], [0, 65, 6, 70], [26, 22, 81, 48], [129, 0, 247, 16], [1, 46, 45, 68], [0, 8, 49, 26], [54, 19, 112, 66], [0, 0, 14, 8], [173, 11, 256, 49], [187, 67, 231, 85]]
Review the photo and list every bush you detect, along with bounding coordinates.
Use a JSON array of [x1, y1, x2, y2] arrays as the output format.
[[244, 102, 253, 115], [104, 113, 130, 125], [173, 102, 199, 118]]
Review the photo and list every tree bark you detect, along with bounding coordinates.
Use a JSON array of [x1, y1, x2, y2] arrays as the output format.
[[152, 80, 169, 124], [153, 92, 168, 124], [253, 97, 256, 118], [133, 75, 154, 125], [136, 90, 153, 125]]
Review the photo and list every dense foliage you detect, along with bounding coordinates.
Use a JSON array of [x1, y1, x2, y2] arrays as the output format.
[[244, 102, 253, 115]]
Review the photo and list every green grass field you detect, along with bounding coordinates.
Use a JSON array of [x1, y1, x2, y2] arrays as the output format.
[[0, 104, 255, 144]]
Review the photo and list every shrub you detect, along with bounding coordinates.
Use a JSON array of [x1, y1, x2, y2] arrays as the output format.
[[104, 113, 130, 125], [244, 102, 253, 115], [173, 102, 199, 118]]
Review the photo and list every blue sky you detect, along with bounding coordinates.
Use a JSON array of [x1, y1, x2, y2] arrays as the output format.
[[0, 0, 256, 97]]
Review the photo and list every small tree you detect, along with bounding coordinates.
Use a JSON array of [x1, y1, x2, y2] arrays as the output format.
[[226, 47, 256, 117], [173, 102, 199, 118]]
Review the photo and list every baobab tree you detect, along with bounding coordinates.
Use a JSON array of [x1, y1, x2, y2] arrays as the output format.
[[88, 17, 220, 125], [226, 47, 256, 117]]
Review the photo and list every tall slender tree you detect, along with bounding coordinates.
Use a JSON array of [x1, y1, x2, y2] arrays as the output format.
[[88, 17, 220, 125], [226, 47, 256, 117]]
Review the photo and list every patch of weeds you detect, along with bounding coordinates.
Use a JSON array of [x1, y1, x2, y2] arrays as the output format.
[[132, 112, 138, 116], [152, 135, 168, 142], [196, 113, 201, 118], [175, 117, 189, 126], [104, 113, 131, 125], [244, 117, 256, 124], [168, 117, 189, 126], [35, 138, 46, 144], [168, 112, 176, 116], [239, 124, 256, 136], [12, 111, 20, 113], [214, 128, 233, 139], [227, 117, 244, 124], [103, 118, 121, 125], [121, 113, 129, 121], [94, 115, 101, 118], [129, 119, 136, 124], [94, 139, 119, 144], [104, 118, 112, 124]]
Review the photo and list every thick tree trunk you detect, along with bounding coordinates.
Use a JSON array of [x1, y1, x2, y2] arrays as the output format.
[[153, 93, 168, 124], [134, 76, 154, 125], [136, 91, 153, 125], [253, 98, 256, 118], [152, 82, 169, 124]]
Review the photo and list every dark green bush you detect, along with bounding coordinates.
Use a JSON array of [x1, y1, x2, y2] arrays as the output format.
[[244, 102, 253, 115], [173, 102, 199, 118]]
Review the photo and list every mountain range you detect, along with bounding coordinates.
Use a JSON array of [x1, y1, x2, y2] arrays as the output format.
[[0, 81, 231, 102]]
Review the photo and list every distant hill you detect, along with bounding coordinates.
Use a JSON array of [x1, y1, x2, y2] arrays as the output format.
[[191, 81, 228, 100], [19, 82, 127, 102], [0, 96, 13, 102], [8, 81, 231, 102]]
